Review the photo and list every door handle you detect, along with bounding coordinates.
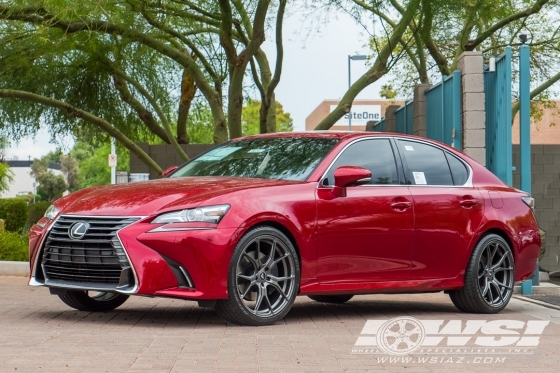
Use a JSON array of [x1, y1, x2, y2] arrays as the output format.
[[391, 199, 412, 211], [459, 197, 478, 208]]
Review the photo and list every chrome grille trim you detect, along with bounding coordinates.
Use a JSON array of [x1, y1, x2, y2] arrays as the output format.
[[39, 215, 143, 292]]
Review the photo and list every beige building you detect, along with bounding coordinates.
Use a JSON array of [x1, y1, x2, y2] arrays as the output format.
[[307, 99, 560, 143], [305, 99, 404, 131], [512, 101, 560, 144]]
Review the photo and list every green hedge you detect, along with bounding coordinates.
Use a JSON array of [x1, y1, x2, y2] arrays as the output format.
[[0, 231, 28, 261], [0, 199, 28, 232], [26, 201, 51, 231]]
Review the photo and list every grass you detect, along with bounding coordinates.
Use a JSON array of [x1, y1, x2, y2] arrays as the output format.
[[0, 231, 29, 261]]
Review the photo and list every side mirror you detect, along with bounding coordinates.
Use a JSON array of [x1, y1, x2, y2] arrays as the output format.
[[318, 166, 371, 200], [161, 166, 179, 178], [334, 166, 372, 188]]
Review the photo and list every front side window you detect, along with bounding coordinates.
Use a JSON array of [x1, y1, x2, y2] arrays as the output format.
[[398, 140, 453, 185], [325, 139, 399, 185], [170, 137, 339, 181]]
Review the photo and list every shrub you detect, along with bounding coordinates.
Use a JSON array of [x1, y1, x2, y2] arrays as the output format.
[[26, 201, 51, 231], [0, 231, 28, 261], [0, 199, 28, 232]]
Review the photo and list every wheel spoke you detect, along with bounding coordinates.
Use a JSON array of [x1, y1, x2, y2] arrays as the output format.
[[398, 320, 407, 334], [240, 281, 257, 299], [491, 254, 507, 270], [269, 281, 288, 300], [263, 239, 277, 269], [243, 252, 260, 271], [490, 281, 505, 303], [405, 326, 421, 337], [489, 243, 499, 265], [271, 253, 290, 267], [388, 338, 402, 349], [263, 290, 274, 314], [256, 239, 262, 267], [268, 274, 294, 282], [253, 285, 264, 313], [481, 278, 490, 297], [237, 273, 255, 281], [494, 278, 512, 290], [494, 267, 513, 272], [385, 330, 401, 338]]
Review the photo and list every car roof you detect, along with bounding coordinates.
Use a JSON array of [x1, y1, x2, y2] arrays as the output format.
[[233, 131, 390, 141]]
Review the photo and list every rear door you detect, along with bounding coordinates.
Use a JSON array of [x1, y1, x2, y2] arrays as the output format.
[[396, 139, 485, 279], [316, 138, 414, 283]]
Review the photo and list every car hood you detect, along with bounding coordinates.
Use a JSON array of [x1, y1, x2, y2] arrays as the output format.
[[60, 177, 299, 216]]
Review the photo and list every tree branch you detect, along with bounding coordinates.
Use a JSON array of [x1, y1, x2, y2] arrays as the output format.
[[0, 89, 162, 173], [465, 0, 550, 51], [512, 70, 560, 119]]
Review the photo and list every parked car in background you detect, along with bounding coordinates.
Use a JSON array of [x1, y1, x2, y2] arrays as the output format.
[[28, 132, 540, 325]]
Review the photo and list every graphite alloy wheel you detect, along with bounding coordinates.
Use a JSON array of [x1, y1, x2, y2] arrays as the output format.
[[308, 295, 354, 304], [215, 226, 300, 326], [58, 291, 129, 312], [449, 234, 514, 313]]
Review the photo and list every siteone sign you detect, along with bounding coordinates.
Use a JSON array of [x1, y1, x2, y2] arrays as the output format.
[[330, 105, 382, 126]]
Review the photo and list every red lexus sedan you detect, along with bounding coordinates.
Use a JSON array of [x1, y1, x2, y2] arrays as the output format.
[[28, 132, 540, 326]]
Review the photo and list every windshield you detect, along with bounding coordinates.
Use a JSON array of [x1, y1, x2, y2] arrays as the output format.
[[170, 137, 339, 181]]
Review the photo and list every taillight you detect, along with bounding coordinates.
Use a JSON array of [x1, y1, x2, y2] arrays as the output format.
[[521, 196, 535, 210]]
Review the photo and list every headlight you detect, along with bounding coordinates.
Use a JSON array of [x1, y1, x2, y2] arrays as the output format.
[[152, 204, 230, 224], [44, 205, 60, 220], [37, 205, 60, 228]]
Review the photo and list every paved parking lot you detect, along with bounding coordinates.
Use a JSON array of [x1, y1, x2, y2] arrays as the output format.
[[1, 276, 560, 373]]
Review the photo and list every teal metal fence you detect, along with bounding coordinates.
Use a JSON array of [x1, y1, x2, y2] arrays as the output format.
[[484, 47, 512, 185], [424, 71, 462, 150], [372, 118, 386, 132], [395, 100, 413, 134]]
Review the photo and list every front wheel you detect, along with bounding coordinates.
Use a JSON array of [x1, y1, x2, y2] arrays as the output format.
[[449, 234, 514, 313], [58, 291, 129, 312], [215, 226, 300, 326]]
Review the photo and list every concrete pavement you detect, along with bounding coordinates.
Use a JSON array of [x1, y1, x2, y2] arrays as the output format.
[[1, 275, 559, 373]]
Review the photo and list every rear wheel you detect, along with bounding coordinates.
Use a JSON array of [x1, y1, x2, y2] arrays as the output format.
[[449, 234, 514, 313], [308, 295, 354, 304], [215, 226, 300, 326], [58, 291, 129, 312]]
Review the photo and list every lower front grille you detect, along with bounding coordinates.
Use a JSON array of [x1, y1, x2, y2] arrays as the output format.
[[42, 216, 139, 289]]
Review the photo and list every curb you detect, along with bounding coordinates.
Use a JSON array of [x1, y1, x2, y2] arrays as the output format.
[[0, 261, 29, 276], [513, 295, 560, 311]]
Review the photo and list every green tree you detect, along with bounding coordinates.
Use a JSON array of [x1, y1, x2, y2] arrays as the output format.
[[242, 100, 293, 136], [0, 162, 14, 194], [70, 141, 130, 189], [30, 153, 69, 201], [0, 0, 288, 170]]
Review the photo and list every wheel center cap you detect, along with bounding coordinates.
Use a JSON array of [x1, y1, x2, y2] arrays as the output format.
[[259, 272, 266, 281]]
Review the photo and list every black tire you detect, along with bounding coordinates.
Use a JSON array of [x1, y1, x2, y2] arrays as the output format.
[[308, 295, 354, 304], [449, 233, 515, 314], [215, 226, 300, 326], [58, 291, 129, 312]]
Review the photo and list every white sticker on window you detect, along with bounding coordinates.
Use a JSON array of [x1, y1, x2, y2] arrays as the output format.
[[412, 171, 427, 185], [197, 147, 241, 161], [248, 149, 266, 153], [404, 145, 414, 151]]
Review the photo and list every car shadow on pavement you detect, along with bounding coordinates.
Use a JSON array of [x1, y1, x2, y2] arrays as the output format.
[[26, 294, 522, 328]]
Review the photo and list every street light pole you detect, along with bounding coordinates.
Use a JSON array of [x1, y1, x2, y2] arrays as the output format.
[[347, 55, 367, 131]]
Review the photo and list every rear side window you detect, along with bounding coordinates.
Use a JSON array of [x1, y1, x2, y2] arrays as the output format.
[[445, 153, 469, 185], [325, 139, 399, 185], [398, 140, 453, 185]]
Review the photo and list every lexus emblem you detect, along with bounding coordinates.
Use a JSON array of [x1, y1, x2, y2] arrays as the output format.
[[68, 222, 89, 240]]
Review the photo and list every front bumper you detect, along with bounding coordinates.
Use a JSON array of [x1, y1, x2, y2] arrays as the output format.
[[29, 216, 239, 300]]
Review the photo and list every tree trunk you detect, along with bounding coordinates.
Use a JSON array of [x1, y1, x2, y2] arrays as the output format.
[[177, 67, 197, 144]]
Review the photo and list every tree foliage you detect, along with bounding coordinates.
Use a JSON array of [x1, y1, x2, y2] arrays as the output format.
[[30, 153, 68, 201], [0, 162, 13, 194], [0, 0, 289, 171]]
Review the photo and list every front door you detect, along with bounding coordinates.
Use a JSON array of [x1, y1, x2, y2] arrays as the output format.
[[316, 138, 414, 283]]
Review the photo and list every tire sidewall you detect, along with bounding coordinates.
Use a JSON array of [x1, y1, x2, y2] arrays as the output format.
[[469, 234, 515, 313], [227, 226, 300, 325]]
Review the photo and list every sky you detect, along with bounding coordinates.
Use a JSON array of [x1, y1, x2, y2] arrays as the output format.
[[4, 9, 388, 160]]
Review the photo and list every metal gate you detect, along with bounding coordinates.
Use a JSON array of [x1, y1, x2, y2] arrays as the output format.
[[425, 71, 462, 150], [484, 47, 512, 185]]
